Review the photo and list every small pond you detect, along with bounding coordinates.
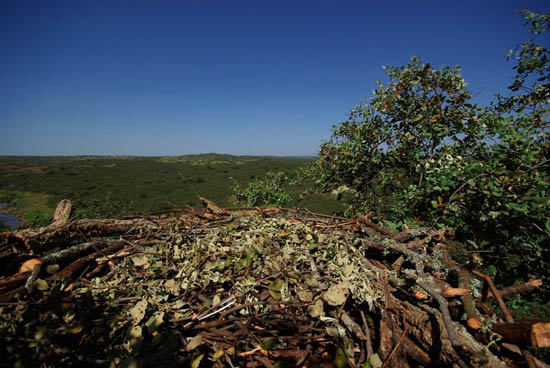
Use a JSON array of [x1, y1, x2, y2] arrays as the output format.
[[0, 202, 22, 230]]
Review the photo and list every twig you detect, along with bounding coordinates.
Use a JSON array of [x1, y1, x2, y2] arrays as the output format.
[[340, 311, 368, 341], [360, 310, 373, 359], [381, 308, 407, 368], [474, 271, 536, 368], [482, 279, 543, 301], [357, 216, 394, 237], [448, 173, 487, 203], [473, 271, 513, 322], [197, 296, 237, 321]]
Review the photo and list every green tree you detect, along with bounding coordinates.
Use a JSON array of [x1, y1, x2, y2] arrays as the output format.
[[232, 172, 291, 207], [316, 56, 485, 220], [315, 10, 549, 292]]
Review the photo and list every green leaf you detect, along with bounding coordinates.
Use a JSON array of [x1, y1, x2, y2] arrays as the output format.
[[241, 253, 255, 268], [191, 354, 204, 368], [334, 347, 347, 368], [261, 338, 276, 351], [145, 312, 164, 335], [212, 295, 221, 306], [268, 278, 285, 300]]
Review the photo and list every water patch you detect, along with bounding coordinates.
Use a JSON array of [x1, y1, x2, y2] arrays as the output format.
[[0, 202, 22, 230]]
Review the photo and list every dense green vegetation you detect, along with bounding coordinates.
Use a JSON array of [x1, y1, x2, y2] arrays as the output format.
[[0, 154, 344, 226], [313, 8, 550, 329], [231, 171, 292, 207]]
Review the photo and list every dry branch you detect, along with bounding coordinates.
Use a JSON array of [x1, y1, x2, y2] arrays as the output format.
[[483, 279, 543, 300], [9, 217, 159, 252], [51, 199, 72, 226], [0, 199, 547, 367], [474, 271, 538, 368], [492, 322, 550, 348], [443, 287, 471, 297]]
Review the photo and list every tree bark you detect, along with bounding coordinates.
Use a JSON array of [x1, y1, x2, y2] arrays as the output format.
[[492, 322, 550, 348], [10, 218, 159, 253]]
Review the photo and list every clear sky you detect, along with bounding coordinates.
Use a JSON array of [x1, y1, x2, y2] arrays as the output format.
[[1, 0, 549, 156]]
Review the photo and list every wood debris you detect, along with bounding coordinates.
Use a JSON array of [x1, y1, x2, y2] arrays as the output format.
[[0, 199, 548, 367]]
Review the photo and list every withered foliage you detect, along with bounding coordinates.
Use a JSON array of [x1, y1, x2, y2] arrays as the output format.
[[0, 200, 546, 367]]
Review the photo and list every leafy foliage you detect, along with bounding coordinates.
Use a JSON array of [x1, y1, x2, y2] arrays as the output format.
[[498, 9, 550, 115], [72, 198, 136, 219], [315, 10, 550, 293], [232, 171, 292, 207]]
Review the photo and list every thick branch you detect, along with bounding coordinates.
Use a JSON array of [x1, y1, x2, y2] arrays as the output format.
[[10, 218, 159, 252], [492, 322, 550, 348]]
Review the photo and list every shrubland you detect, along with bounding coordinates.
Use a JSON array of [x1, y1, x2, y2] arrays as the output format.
[[0, 155, 344, 224]]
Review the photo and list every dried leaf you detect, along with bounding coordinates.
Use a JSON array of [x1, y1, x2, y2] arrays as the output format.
[[326, 326, 347, 339], [308, 299, 325, 318], [186, 334, 203, 351], [165, 279, 180, 294], [46, 264, 60, 274], [132, 255, 149, 267], [127, 325, 143, 353], [66, 324, 83, 334], [368, 353, 383, 368], [119, 357, 140, 368], [19, 258, 43, 273], [343, 264, 354, 277], [35, 278, 48, 291], [129, 299, 148, 324], [212, 295, 221, 306], [323, 282, 350, 306], [297, 290, 313, 302]]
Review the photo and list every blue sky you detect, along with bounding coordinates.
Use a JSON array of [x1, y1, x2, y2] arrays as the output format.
[[1, 0, 549, 156]]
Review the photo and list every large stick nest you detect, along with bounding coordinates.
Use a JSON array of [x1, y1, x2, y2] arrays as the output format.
[[0, 199, 547, 367]]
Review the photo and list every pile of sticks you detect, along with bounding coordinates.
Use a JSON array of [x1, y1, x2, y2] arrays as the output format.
[[0, 199, 548, 367]]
